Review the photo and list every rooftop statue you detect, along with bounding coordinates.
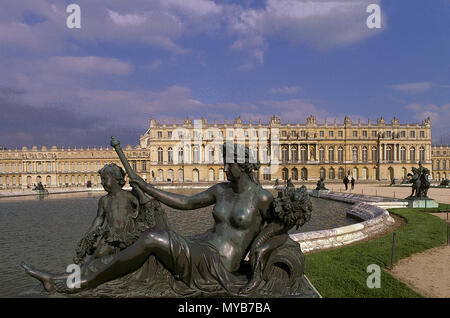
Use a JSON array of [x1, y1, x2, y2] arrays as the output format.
[[21, 138, 314, 297]]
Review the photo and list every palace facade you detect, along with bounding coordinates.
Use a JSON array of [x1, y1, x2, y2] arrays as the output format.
[[0, 115, 447, 189]]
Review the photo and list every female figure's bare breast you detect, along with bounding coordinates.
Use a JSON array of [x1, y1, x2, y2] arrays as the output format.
[[207, 183, 272, 272]]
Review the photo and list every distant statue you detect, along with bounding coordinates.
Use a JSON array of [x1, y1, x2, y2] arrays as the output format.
[[33, 181, 48, 194], [315, 177, 328, 191], [406, 162, 431, 199], [21, 139, 314, 297]]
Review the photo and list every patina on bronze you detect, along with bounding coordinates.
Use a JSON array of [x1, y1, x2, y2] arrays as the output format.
[[21, 137, 315, 297], [315, 177, 328, 191], [405, 162, 431, 199]]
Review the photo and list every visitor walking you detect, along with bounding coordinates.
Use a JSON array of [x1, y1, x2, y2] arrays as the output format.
[[343, 176, 349, 190], [351, 177, 355, 190]]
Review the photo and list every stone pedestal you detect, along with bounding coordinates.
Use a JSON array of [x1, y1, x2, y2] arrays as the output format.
[[311, 189, 330, 198], [406, 199, 439, 208]]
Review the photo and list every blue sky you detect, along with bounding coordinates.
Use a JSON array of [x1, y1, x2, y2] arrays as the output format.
[[1, 0, 449, 148]]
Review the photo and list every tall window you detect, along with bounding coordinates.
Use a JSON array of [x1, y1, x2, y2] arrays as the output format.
[[352, 147, 358, 162], [158, 147, 163, 163], [419, 147, 425, 162], [400, 147, 406, 161], [291, 146, 298, 162], [328, 147, 335, 162], [193, 146, 200, 164], [372, 147, 378, 162], [386, 146, 392, 161], [338, 168, 345, 179], [168, 148, 173, 163], [320, 168, 326, 179], [178, 148, 184, 163], [410, 147, 416, 162], [329, 167, 335, 179], [362, 147, 368, 162], [338, 147, 344, 162], [319, 147, 325, 162], [300, 146, 308, 162], [281, 147, 289, 162], [209, 147, 215, 163]]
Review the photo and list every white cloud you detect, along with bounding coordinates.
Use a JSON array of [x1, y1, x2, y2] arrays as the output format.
[[226, 0, 385, 64], [405, 103, 450, 143], [107, 10, 147, 26], [49, 56, 132, 75], [391, 82, 432, 93], [270, 86, 301, 95]]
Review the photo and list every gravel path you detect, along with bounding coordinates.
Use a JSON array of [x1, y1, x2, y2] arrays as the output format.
[[388, 245, 450, 298]]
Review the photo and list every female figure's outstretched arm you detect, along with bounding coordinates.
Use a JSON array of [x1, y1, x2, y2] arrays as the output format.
[[130, 178, 216, 210]]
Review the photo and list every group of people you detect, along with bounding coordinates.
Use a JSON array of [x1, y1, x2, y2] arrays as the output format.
[[343, 175, 355, 190]]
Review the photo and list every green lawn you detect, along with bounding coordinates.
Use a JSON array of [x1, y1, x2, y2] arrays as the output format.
[[304, 204, 448, 297]]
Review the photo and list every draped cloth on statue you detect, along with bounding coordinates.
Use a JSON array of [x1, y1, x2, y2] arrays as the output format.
[[166, 230, 247, 296]]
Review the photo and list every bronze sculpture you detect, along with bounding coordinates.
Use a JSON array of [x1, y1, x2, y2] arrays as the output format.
[[21, 137, 314, 297], [405, 162, 431, 199], [315, 177, 328, 191]]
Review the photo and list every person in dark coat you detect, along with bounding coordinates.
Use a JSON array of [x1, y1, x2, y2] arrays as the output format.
[[351, 177, 355, 190], [343, 176, 349, 190]]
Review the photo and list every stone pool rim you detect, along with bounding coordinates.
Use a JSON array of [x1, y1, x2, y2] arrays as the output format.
[[290, 190, 397, 253]]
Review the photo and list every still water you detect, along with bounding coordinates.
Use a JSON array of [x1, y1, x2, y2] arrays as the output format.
[[0, 189, 355, 297]]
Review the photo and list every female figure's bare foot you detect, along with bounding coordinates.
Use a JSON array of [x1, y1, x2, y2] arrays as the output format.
[[21, 262, 56, 292]]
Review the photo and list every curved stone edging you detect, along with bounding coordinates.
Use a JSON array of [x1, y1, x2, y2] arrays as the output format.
[[290, 191, 396, 253]]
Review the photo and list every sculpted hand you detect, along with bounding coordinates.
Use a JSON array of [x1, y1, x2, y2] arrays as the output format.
[[130, 176, 145, 189], [110, 136, 120, 148]]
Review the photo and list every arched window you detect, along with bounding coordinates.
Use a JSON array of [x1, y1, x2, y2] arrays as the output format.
[[209, 147, 215, 163], [338, 147, 344, 162], [320, 167, 326, 179], [410, 147, 416, 162], [362, 168, 368, 180], [436, 160, 440, 170], [193, 146, 200, 164], [167, 148, 173, 163], [193, 169, 199, 182], [158, 147, 163, 163], [292, 168, 298, 180], [218, 169, 224, 181], [167, 169, 174, 181], [400, 147, 406, 161], [372, 147, 378, 162], [178, 169, 184, 182], [329, 167, 335, 179], [319, 147, 325, 162], [386, 146, 392, 161], [209, 168, 215, 182], [328, 147, 334, 162], [282, 168, 289, 180], [300, 146, 307, 162], [419, 147, 425, 162], [157, 169, 163, 182], [362, 147, 368, 162], [301, 168, 308, 180], [178, 148, 184, 163], [352, 147, 358, 162], [281, 146, 289, 162], [290, 146, 298, 162]]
